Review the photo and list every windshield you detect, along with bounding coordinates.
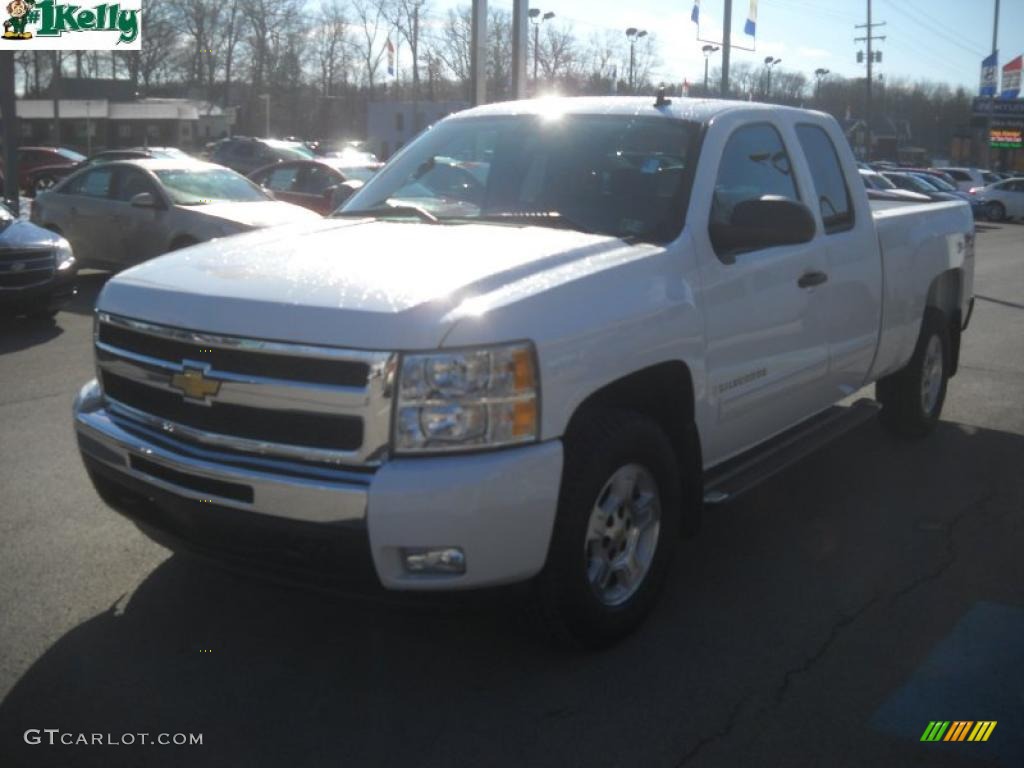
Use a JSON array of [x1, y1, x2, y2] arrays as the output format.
[[268, 142, 315, 161], [890, 174, 932, 193], [338, 166, 379, 183], [56, 148, 86, 162], [917, 174, 955, 192], [343, 114, 698, 243], [155, 168, 270, 205], [863, 172, 896, 190]]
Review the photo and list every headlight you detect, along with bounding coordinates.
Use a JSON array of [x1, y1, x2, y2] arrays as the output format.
[[394, 342, 539, 453], [55, 238, 75, 271]]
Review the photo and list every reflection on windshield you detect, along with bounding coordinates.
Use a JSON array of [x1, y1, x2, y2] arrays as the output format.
[[155, 169, 270, 205], [342, 114, 697, 243]]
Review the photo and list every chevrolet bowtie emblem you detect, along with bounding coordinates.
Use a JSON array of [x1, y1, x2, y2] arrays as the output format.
[[170, 367, 221, 402]]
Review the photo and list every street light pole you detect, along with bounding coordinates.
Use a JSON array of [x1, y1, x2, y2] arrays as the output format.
[[702, 45, 720, 96], [764, 56, 781, 99], [814, 67, 830, 101], [529, 9, 555, 89], [259, 94, 270, 138], [625, 28, 647, 93]]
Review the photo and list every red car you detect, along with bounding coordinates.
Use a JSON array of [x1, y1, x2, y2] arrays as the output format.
[[248, 158, 382, 215], [2, 146, 85, 195]]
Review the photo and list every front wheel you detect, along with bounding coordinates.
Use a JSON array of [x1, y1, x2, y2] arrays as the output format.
[[536, 410, 680, 649], [876, 308, 950, 438], [987, 201, 1006, 222]]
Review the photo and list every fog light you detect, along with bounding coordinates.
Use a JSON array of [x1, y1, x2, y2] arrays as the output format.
[[402, 547, 466, 575]]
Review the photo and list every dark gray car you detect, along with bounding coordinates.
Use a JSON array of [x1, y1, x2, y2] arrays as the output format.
[[0, 202, 77, 319]]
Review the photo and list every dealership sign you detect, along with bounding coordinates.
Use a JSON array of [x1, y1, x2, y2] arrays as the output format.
[[990, 125, 1023, 149], [0, 0, 140, 50], [1002, 55, 1022, 100], [980, 52, 998, 97], [973, 98, 1024, 119]]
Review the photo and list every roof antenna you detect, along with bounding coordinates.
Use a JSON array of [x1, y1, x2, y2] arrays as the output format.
[[654, 85, 672, 107]]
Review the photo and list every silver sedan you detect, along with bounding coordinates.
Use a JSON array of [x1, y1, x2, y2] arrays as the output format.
[[30, 158, 319, 270]]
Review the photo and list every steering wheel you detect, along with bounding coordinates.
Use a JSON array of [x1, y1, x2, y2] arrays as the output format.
[[421, 164, 485, 204]]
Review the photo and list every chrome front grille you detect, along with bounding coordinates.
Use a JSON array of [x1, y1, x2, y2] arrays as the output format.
[[94, 313, 396, 467], [0, 249, 55, 289]]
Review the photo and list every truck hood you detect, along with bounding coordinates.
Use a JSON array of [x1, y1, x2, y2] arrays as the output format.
[[185, 200, 320, 229], [98, 218, 632, 349]]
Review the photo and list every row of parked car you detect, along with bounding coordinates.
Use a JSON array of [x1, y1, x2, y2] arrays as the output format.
[[858, 162, 1024, 221], [0, 136, 386, 319]]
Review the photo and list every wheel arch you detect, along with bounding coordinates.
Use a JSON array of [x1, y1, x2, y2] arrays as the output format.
[[562, 360, 703, 533], [925, 268, 963, 376]]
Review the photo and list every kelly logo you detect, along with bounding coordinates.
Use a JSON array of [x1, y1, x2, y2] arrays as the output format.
[[0, 0, 140, 49]]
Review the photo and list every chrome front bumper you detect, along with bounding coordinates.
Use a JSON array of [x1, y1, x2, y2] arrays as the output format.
[[73, 379, 368, 524]]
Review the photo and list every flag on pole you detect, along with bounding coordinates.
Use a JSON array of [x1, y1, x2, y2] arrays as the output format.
[[744, 0, 757, 36], [690, 0, 699, 24], [386, 37, 396, 77]]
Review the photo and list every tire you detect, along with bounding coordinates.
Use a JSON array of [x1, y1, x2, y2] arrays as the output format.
[[536, 409, 681, 649], [987, 201, 1006, 222], [876, 308, 950, 438]]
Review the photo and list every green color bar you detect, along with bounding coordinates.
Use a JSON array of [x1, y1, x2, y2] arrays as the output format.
[[933, 721, 951, 741], [920, 722, 938, 741]]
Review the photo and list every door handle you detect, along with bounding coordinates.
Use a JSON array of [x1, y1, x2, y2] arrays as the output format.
[[797, 270, 828, 288]]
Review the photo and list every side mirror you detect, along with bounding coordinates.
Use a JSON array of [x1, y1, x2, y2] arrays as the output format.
[[709, 196, 816, 262], [329, 179, 363, 208], [130, 192, 159, 208]]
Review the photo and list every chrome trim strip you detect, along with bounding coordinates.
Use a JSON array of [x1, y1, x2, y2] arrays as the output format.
[[75, 401, 368, 523], [99, 312, 392, 364], [106, 396, 372, 465], [108, 413, 375, 484]]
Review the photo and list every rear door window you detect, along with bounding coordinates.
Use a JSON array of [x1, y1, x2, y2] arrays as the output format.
[[263, 164, 301, 191], [296, 165, 340, 195], [795, 124, 854, 234], [64, 167, 115, 198]]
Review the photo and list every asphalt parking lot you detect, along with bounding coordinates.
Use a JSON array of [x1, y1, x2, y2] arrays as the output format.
[[1, 222, 1022, 768]]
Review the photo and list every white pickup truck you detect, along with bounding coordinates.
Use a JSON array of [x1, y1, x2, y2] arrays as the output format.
[[73, 97, 974, 647]]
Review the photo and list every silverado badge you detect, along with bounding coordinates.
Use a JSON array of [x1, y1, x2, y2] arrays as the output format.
[[170, 367, 221, 402]]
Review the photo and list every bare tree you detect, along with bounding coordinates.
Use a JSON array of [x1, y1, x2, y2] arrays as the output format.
[[315, 0, 352, 96], [351, 0, 388, 96], [431, 6, 471, 87], [383, 0, 430, 100]]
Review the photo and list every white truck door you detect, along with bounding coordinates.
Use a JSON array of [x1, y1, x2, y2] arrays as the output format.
[[696, 120, 834, 465], [793, 122, 883, 399]]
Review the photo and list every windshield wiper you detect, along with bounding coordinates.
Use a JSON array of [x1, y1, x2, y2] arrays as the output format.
[[463, 210, 594, 234], [333, 204, 439, 224]]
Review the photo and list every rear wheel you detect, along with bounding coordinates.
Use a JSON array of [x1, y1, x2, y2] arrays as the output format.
[[876, 308, 950, 438], [536, 409, 680, 649], [987, 201, 1006, 222]]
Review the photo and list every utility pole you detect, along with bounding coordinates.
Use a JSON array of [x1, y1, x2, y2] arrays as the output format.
[[984, 0, 1000, 169], [854, 0, 885, 161], [1, 52, 19, 213], [721, 0, 732, 97]]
